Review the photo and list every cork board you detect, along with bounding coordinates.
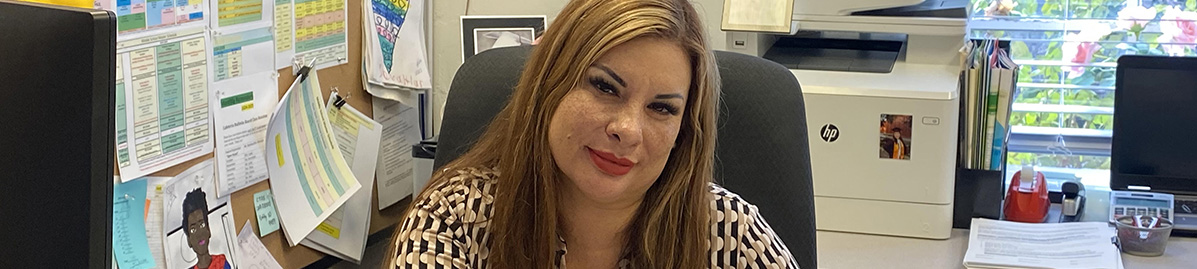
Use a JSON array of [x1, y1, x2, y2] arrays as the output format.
[[114, 0, 410, 266]]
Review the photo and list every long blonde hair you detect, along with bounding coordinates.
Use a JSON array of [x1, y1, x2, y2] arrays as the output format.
[[400, 0, 718, 267]]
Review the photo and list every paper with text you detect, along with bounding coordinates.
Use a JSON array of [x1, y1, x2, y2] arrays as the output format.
[[273, 0, 295, 68], [209, 0, 274, 32], [725, 0, 791, 29], [964, 218, 1123, 269], [143, 176, 171, 269], [114, 178, 156, 269], [373, 96, 422, 209], [288, 0, 348, 69], [114, 27, 215, 181], [211, 27, 276, 82], [296, 94, 381, 263], [253, 189, 281, 236], [234, 222, 284, 269], [93, 0, 207, 40], [265, 70, 361, 246], [212, 71, 278, 197]]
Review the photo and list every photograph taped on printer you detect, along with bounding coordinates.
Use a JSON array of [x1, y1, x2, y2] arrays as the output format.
[[880, 114, 912, 160]]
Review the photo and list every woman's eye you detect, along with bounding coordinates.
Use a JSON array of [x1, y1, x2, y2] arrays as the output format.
[[589, 77, 618, 96], [649, 103, 680, 116]]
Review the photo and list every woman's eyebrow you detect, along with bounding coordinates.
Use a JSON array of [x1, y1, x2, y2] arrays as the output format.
[[592, 64, 627, 87], [655, 93, 684, 100]]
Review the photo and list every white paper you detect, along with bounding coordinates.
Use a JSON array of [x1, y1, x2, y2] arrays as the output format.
[[208, 0, 274, 32], [372, 97, 423, 209], [94, 0, 209, 41], [289, 0, 349, 69], [964, 218, 1123, 269], [114, 27, 215, 181], [212, 72, 279, 197], [363, 0, 431, 106], [234, 222, 284, 269], [273, 0, 295, 69], [211, 27, 276, 82], [726, 0, 791, 28], [297, 94, 382, 263], [145, 176, 171, 269], [161, 160, 239, 269], [265, 70, 361, 246]]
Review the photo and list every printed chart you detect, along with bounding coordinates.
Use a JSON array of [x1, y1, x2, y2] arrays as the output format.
[[266, 70, 360, 245], [292, 0, 347, 67], [215, 0, 262, 27], [115, 27, 214, 181], [111, 0, 205, 33]]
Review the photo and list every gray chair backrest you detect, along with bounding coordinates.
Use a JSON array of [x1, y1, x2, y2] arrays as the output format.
[[435, 46, 816, 269]]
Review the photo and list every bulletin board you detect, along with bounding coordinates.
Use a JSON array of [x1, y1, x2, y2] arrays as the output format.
[[112, 0, 411, 266]]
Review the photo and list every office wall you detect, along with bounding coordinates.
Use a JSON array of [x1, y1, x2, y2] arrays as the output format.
[[428, 0, 728, 134]]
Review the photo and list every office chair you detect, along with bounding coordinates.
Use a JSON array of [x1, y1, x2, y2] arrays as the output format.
[[435, 46, 816, 269]]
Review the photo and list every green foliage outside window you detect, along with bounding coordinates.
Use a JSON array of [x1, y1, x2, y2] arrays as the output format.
[[971, 0, 1197, 169]]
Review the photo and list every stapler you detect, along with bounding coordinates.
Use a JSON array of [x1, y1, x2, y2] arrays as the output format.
[[1060, 181, 1085, 222], [1004, 166, 1050, 223]]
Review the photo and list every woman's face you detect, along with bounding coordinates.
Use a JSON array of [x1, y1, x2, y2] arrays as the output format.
[[548, 37, 692, 205]]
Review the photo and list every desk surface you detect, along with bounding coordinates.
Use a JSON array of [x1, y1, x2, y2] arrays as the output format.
[[816, 188, 1197, 269]]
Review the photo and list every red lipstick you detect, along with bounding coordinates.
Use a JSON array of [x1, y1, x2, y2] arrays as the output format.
[[587, 147, 634, 176]]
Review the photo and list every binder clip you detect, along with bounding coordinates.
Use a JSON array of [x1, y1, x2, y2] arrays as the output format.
[[332, 87, 350, 109], [293, 57, 318, 81]]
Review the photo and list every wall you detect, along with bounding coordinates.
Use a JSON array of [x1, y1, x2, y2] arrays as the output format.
[[428, 0, 729, 134]]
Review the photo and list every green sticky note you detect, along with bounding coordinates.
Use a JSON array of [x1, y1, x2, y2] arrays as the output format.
[[254, 190, 280, 236]]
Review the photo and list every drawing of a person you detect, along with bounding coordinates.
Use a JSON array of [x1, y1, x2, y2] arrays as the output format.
[[182, 188, 232, 269]]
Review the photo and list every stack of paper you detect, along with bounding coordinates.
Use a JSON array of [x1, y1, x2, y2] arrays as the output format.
[[296, 93, 383, 264], [963, 218, 1124, 269], [961, 39, 1019, 170], [265, 69, 362, 246]]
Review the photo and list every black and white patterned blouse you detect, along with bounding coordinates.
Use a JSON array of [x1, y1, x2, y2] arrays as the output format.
[[390, 166, 798, 268]]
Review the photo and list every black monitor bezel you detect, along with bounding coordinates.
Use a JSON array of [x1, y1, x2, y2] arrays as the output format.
[[0, 1, 115, 268], [1111, 55, 1197, 194]]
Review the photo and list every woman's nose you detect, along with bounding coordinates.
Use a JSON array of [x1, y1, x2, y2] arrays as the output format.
[[607, 108, 643, 146]]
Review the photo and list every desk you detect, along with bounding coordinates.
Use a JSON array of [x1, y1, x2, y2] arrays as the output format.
[[815, 189, 1197, 268]]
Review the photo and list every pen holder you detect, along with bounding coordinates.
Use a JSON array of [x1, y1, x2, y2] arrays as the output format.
[[1115, 216, 1173, 256]]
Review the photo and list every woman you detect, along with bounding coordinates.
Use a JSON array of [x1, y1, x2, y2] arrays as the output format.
[[390, 0, 796, 268]]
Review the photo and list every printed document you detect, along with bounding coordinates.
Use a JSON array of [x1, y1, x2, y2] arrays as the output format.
[[289, 0, 349, 69], [211, 27, 276, 82], [265, 70, 361, 246], [115, 27, 215, 181], [212, 72, 279, 197], [373, 96, 422, 209], [234, 222, 284, 269], [964, 218, 1124, 269], [297, 94, 382, 263]]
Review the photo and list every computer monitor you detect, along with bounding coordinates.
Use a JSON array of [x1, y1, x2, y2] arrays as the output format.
[[0, 1, 115, 268], [1111, 55, 1197, 195]]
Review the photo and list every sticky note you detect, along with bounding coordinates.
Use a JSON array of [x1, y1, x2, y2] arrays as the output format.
[[113, 179, 156, 269], [275, 134, 285, 167], [315, 222, 341, 239], [254, 190, 281, 236]]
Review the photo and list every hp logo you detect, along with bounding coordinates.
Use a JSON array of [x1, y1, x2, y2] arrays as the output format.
[[820, 124, 839, 142]]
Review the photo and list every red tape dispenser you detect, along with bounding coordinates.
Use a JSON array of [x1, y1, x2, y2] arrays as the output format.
[[1004, 166, 1050, 223]]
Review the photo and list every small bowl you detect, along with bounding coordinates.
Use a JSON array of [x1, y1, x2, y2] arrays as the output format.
[[1114, 215, 1173, 257]]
